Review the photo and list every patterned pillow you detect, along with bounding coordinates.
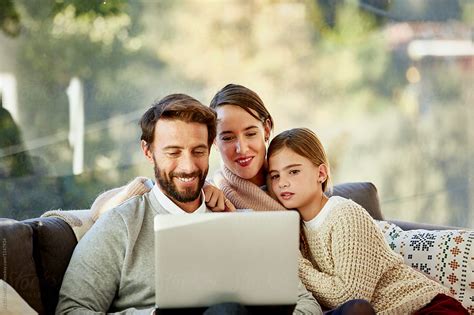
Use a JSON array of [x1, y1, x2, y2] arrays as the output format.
[[376, 221, 474, 312]]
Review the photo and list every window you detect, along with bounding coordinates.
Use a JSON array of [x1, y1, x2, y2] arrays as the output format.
[[0, 0, 472, 227]]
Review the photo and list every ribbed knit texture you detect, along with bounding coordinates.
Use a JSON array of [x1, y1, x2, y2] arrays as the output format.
[[213, 165, 284, 211], [299, 196, 449, 315], [124, 179, 151, 198]]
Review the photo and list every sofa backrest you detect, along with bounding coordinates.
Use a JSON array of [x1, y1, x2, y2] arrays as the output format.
[[329, 182, 383, 220], [0, 217, 77, 314]]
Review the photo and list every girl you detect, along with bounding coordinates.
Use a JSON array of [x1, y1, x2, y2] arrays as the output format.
[[267, 127, 468, 315]]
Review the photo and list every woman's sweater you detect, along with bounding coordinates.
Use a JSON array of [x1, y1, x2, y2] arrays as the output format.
[[298, 196, 449, 315], [213, 165, 284, 211]]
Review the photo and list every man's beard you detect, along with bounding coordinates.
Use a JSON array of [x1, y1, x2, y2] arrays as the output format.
[[153, 158, 208, 203]]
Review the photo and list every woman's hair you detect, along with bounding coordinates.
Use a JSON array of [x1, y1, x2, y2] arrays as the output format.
[[209, 84, 274, 131], [267, 127, 331, 192]]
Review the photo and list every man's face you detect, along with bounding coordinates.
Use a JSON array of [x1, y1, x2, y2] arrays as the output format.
[[142, 119, 210, 208]]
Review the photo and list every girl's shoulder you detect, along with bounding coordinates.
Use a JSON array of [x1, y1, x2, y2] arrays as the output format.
[[326, 195, 358, 210], [325, 196, 370, 221]]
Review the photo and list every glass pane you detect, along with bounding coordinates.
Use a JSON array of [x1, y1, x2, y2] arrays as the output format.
[[0, 0, 472, 227]]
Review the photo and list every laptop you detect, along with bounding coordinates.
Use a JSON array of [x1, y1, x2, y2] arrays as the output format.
[[154, 211, 300, 310]]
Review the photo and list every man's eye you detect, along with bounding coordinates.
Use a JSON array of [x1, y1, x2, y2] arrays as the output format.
[[167, 152, 180, 157], [194, 150, 206, 156], [246, 132, 257, 137]]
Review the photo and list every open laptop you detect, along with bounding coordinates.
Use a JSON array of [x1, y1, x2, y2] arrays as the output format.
[[154, 211, 300, 310]]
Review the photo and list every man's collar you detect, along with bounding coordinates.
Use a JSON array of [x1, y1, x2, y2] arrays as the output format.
[[151, 184, 208, 214]]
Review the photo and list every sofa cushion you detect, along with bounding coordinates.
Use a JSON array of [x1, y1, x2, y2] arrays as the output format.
[[0, 218, 44, 313], [377, 221, 474, 312], [23, 217, 77, 314], [0, 279, 37, 314], [330, 182, 383, 220]]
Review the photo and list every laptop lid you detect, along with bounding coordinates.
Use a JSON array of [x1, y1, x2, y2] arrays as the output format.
[[154, 211, 299, 308]]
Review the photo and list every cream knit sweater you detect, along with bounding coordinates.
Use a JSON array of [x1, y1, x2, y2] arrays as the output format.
[[299, 196, 449, 315]]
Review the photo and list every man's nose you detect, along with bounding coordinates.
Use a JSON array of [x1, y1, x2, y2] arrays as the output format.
[[179, 153, 198, 174]]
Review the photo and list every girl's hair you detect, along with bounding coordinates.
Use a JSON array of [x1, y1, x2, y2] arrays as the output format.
[[209, 84, 274, 131], [267, 127, 331, 192]]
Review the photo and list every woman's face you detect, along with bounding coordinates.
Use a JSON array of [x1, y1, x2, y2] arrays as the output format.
[[215, 105, 270, 185]]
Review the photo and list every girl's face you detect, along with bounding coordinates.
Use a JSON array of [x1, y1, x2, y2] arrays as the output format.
[[215, 105, 270, 186], [268, 147, 324, 213]]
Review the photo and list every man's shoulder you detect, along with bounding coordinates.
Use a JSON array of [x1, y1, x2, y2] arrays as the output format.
[[94, 193, 152, 225]]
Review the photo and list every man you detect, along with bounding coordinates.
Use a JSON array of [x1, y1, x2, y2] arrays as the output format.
[[56, 94, 322, 314]]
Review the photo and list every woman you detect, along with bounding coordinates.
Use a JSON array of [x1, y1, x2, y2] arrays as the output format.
[[267, 127, 467, 314]]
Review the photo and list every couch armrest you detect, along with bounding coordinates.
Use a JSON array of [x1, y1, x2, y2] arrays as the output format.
[[0, 219, 44, 313], [22, 217, 77, 313], [41, 209, 94, 241], [330, 182, 383, 220]]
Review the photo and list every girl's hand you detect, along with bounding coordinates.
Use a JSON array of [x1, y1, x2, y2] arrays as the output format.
[[204, 183, 236, 212]]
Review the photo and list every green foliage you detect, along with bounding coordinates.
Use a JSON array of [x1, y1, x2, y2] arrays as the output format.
[[0, 0, 20, 36], [52, 0, 127, 17]]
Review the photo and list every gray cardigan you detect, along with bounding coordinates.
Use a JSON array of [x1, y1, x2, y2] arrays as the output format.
[[56, 191, 322, 314]]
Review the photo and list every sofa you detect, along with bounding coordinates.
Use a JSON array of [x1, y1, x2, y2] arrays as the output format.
[[0, 182, 472, 314]]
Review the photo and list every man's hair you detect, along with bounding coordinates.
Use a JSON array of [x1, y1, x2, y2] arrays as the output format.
[[140, 94, 217, 148]]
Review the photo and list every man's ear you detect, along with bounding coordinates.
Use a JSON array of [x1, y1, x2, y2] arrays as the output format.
[[318, 164, 328, 183], [141, 140, 154, 164]]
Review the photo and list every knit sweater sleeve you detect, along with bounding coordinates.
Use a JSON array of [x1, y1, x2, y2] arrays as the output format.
[[298, 201, 400, 309], [56, 209, 154, 314]]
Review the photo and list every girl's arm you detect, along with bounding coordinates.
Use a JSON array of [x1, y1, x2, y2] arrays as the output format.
[[298, 203, 400, 308]]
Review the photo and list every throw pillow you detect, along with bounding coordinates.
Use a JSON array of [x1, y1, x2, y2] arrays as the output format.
[[377, 221, 474, 312]]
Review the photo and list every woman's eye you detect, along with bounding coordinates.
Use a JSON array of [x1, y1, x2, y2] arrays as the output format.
[[221, 136, 234, 142], [290, 170, 300, 175]]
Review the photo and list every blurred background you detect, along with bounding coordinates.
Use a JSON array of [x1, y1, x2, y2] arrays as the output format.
[[0, 0, 473, 227]]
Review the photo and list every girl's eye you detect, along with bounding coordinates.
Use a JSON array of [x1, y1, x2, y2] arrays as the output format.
[[289, 169, 300, 175], [270, 174, 279, 180]]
